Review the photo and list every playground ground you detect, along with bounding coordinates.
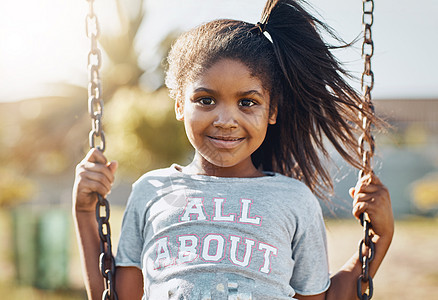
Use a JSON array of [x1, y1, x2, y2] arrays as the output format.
[[0, 208, 437, 299]]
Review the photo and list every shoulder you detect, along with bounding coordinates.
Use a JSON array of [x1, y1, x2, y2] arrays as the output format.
[[126, 166, 184, 203], [125, 165, 181, 209], [269, 173, 322, 215], [133, 165, 178, 189], [270, 174, 318, 200]]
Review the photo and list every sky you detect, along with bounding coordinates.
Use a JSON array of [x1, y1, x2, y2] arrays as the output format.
[[0, 0, 437, 102]]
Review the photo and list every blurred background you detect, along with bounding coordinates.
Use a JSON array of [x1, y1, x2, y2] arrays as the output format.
[[0, 0, 437, 299]]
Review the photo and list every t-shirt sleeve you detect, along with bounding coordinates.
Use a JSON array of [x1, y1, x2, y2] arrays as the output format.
[[115, 183, 144, 268], [289, 195, 330, 295]]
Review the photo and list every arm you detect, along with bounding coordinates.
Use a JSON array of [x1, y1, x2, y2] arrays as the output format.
[[295, 173, 394, 300], [74, 215, 144, 300], [115, 266, 144, 299], [72, 149, 118, 300], [73, 210, 104, 300]]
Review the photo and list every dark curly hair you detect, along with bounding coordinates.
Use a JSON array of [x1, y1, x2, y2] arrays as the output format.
[[165, 0, 379, 199]]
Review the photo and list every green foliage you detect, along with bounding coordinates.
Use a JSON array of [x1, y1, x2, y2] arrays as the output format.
[[85, 0, 193, 179], [0, 96, 89, 176], [0, 0, 190, 185], [104, 86, 192, 179], [99, 0, 145, 96], [0, 168, 36, 207], [412, 172, 438, 213], [377, 123, 429, 147]]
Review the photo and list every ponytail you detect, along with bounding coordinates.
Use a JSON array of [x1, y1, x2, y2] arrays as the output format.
[[252, 0, 379, 199]]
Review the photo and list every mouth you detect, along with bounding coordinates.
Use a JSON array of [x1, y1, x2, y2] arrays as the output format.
[[208, 136, 244, 141], [207, 136, 245, 149]]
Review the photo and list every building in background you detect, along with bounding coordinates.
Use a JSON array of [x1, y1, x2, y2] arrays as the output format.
[[326, 98, 438, 218]]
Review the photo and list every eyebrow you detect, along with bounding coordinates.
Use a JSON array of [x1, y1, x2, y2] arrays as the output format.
[[236, 90, 265, 98], [193, 87, 215, 94], [193, 87, 265, 98]]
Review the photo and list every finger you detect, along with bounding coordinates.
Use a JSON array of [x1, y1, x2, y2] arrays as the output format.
[[83, 169, 113, 192], [354, 184, 389, 204], [79, 168, 113, 196], [353, 202, 384, 227], [75, 166, 113, 198], [107, 161, 118, 175], [83, 161, 115, 184], [357, 172, 383, 187], [349, 187, 355, 198], [352, 201, 373, 220], [369, 173, 383, 185], [85, 148, 108, 165], [81, 178, 111, 198], [355, 176, 385, 195], [352, 191, 383, 208], [76, 171, 110, 197], [356, 183, 382, 194], [353, 194, 390, 219]]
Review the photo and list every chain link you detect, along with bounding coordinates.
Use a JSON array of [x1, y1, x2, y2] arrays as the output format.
[[357, 1, 376, 299], [86, 0, 105, 152], [86, 1, 118, 299]]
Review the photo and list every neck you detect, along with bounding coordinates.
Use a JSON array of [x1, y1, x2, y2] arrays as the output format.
[[182, 152, 264, 178]]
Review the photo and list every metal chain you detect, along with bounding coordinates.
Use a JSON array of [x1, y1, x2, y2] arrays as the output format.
[[86, 1, 118, 299], [86, 0, 105, 152], [357, 1, 375, 299]]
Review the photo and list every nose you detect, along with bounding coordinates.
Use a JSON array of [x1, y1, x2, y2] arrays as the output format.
[[212, 105, 238, 129]]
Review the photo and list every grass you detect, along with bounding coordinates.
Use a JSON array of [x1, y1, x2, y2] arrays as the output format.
[[326, 217, 438, 299], [1, 208, 437, 299], [0, 282, 85, 300]]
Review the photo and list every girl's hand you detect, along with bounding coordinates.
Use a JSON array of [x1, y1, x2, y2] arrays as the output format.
[[349, 173, 394, 243], [72, 148, 118, 213]]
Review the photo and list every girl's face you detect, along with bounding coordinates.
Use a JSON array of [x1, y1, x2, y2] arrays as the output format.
[[176, 58, 277, 177]]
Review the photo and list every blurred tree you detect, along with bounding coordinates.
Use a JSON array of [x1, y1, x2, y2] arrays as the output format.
[[141, 30, 181, 90], [96, 0, 192, 178], [99, 0, 145, 94], [105, 86, 191, 179], [411, 172, 438, 215], [0, 96, 88, 176], [0, 0, 191, 187], [0, 167, 36, 207]]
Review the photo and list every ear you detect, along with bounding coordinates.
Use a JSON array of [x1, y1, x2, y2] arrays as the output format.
[[268, 105, 277, 125], [175, 98, 184, 121]]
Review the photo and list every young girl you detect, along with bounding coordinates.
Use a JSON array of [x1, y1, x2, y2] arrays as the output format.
[[73, 0, 394, 299]]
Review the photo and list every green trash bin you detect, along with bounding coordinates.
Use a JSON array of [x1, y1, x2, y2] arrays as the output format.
[[36, 209, 70, 290], [12, 207, 70, 289], [12, 207, 39, 286]]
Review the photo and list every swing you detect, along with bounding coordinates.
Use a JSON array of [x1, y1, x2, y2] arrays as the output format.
[[84, 1, 376, 299], [357, 1, 376, 299], [85, 1, 116, 299]]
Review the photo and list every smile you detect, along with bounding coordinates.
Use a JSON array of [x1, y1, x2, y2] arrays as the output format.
[[207, 136, 245, 149], [209, 136, 244, 141]]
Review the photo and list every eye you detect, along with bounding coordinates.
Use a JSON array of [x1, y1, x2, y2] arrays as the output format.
[[197, 97, 215, 106], [239, 98, 256, 107]]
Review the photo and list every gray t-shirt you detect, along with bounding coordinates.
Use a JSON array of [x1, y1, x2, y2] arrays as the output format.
[[116, 165, 330, 299]]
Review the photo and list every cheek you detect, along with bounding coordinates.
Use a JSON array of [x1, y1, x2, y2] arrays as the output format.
[[247, 112, 271, 144], [256, 123, 269, 142], [183, 110, 209, 140], [183, 119, 198, 150], [245, 108, 270, 130]]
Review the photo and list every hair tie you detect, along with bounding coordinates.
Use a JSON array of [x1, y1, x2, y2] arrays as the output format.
[[256, 22, 266, 34], [255, 21, 273, 44]]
